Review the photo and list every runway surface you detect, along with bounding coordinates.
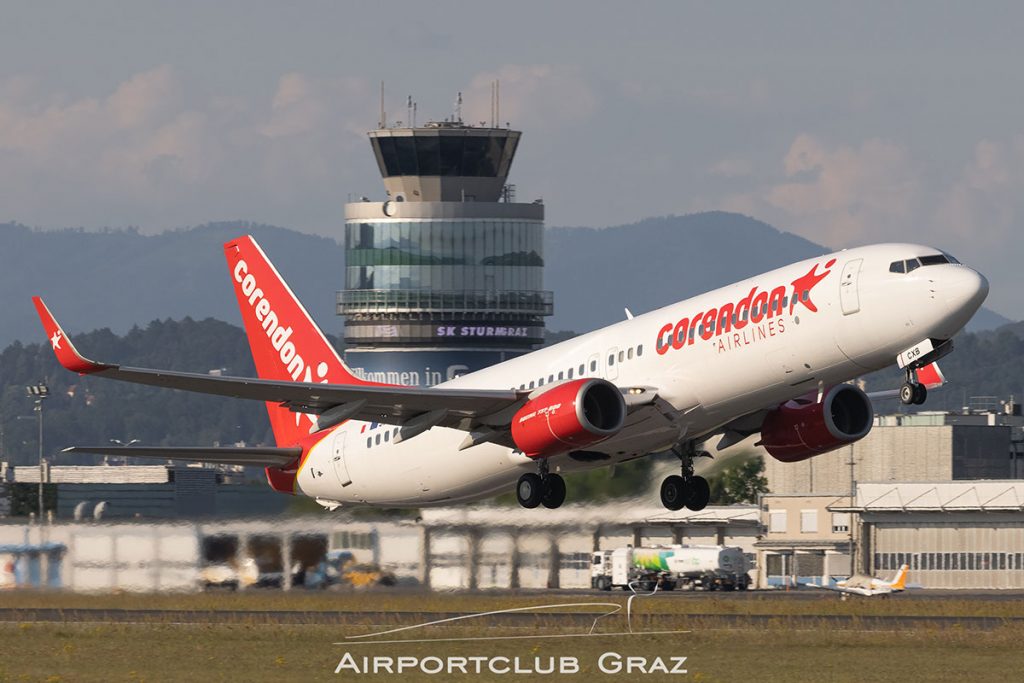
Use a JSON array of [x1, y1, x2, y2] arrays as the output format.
[[1, 607, 1020, 631]]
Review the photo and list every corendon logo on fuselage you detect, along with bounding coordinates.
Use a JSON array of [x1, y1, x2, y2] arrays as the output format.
[[655, 259, 836, 356], [233, 259, 330, 385]]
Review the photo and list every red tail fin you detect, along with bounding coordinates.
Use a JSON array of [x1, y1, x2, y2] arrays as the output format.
[[915, 362, 945, 389], [224, 235, 377, 446]]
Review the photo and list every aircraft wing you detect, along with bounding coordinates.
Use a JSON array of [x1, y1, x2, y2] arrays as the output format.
[[34, 296, 524, 430], [806, 583, 879, 597], [63, 445, 302, 467]]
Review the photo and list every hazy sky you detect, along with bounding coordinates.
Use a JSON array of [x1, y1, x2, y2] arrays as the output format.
[[2, 1, 1023, 317]]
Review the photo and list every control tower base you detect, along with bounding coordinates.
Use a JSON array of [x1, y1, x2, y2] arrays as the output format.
[[343, 348, 529, 387]]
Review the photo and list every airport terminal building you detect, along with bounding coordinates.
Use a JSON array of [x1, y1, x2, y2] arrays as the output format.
[[758, 405, 1024, 589], [847, 480, 1024, 589], [764, 408, 1024, 495]]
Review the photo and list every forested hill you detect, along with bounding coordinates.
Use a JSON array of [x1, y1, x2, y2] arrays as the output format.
[[1, 213, 1011, 350], [0, 222, 344, 350], [0, 318, 273, 466], [544, 213, 827, 333], [1, 315, 1022, 468]]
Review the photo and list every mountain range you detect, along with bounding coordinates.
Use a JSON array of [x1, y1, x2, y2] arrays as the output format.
[[0, 212, 1012, 350]]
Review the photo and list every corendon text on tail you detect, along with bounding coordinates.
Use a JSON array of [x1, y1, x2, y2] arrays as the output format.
[[33, 238, 987, 511]]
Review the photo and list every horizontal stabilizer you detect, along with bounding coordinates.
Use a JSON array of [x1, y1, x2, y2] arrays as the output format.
[[62, 445, 302, 467], [915, 362, 945, 388]]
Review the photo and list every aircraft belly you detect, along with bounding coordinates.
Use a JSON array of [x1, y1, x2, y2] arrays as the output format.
[[343, 430, 526, 505]]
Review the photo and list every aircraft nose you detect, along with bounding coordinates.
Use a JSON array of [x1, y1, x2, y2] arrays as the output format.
[[945, 267, 989, 314]]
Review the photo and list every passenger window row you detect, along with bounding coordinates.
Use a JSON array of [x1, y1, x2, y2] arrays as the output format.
[[518, 345, 645, 391], [607, 344, 644, 367], [366, 426, 401, 449]]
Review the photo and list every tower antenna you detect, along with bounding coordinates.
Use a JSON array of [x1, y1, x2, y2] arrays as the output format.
[[379, 81, 386, 129], [496, 80, 500, 128], [455, 91, 463, 124]]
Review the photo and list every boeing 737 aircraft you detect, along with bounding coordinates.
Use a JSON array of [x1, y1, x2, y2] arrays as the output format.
[[34, 236, 987, 511]]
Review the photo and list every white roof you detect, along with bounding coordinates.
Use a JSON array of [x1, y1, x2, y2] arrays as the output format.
[[420, 502, 760, 527], [853, 481, 1024, 511]]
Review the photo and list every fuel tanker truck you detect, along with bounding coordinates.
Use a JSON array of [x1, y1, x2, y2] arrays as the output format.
[[591, 545, 751, 591]]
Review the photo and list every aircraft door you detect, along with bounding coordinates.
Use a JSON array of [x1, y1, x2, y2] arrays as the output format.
[[605, 347, 619, 381], [839, 259, 863, 315], [331, 431, 352, 487]]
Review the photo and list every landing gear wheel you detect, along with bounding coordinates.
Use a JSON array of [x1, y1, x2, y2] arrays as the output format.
[[686, 476, 710, 511], [899, 382, 916, 405], [541, 473, 566, 509], [516, 473, 543, 508], [660, 475, 690, 511], [912, 383, 928, 405]]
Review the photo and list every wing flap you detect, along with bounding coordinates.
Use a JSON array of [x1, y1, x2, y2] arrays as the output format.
[[34, 297, 521, 430], [62, 445, 302, 467], [84, 364, 518, 425]]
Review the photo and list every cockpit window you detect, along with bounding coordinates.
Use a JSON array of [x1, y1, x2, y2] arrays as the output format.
[[892, 254, 957, 274]]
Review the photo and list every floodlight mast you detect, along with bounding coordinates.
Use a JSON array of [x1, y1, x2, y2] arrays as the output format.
[[25, 383, 49, 522]]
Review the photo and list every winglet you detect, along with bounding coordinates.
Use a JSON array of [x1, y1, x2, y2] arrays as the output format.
[[31, 297, 109, 374]]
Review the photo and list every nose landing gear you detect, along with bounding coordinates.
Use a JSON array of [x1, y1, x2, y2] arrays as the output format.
[[899, 368, 928, 406], [516, 460, 566, 509], [660, 444, 711, 511]]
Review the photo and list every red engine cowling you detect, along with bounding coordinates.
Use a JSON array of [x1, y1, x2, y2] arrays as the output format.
[[760, 384, 873, 463], [511, 378, 626, 458]]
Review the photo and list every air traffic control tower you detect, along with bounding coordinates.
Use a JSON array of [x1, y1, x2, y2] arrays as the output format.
[[338, 120, 552, 386]]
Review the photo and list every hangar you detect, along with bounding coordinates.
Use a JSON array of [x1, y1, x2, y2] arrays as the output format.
[[757, 481, 1024, 589], [847, 481, 1024, 589]]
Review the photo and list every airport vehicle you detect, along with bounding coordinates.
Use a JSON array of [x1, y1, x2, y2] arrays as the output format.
[[199, 558, 259, 591], [34, 236, 987, 511], [592, 545, 751, 591], [305, 550, 397, 590], [808, 564, 909, 597]]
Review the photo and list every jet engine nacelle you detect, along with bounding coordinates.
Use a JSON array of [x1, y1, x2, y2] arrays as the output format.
[[511, 378, 626, 458], [760, 384, 873, 463]]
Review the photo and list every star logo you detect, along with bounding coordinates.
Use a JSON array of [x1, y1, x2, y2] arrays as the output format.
[[50, 330, 63, 350], [789, 258, 837, 314]]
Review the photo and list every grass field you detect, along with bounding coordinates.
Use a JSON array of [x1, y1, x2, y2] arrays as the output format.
[[2, 591, 1023, 682]]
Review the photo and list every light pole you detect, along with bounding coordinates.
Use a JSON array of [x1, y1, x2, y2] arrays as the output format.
[[26, 383, 49, 521], [847, 450, 857, 574]]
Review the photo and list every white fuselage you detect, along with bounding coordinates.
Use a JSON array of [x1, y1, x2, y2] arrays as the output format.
[[294, 243, 987, 507]]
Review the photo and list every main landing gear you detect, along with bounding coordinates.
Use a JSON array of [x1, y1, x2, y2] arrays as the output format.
[[660, 444, 711, 512], [516, 460, 566, 509], [899, 368, 928, 406]]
